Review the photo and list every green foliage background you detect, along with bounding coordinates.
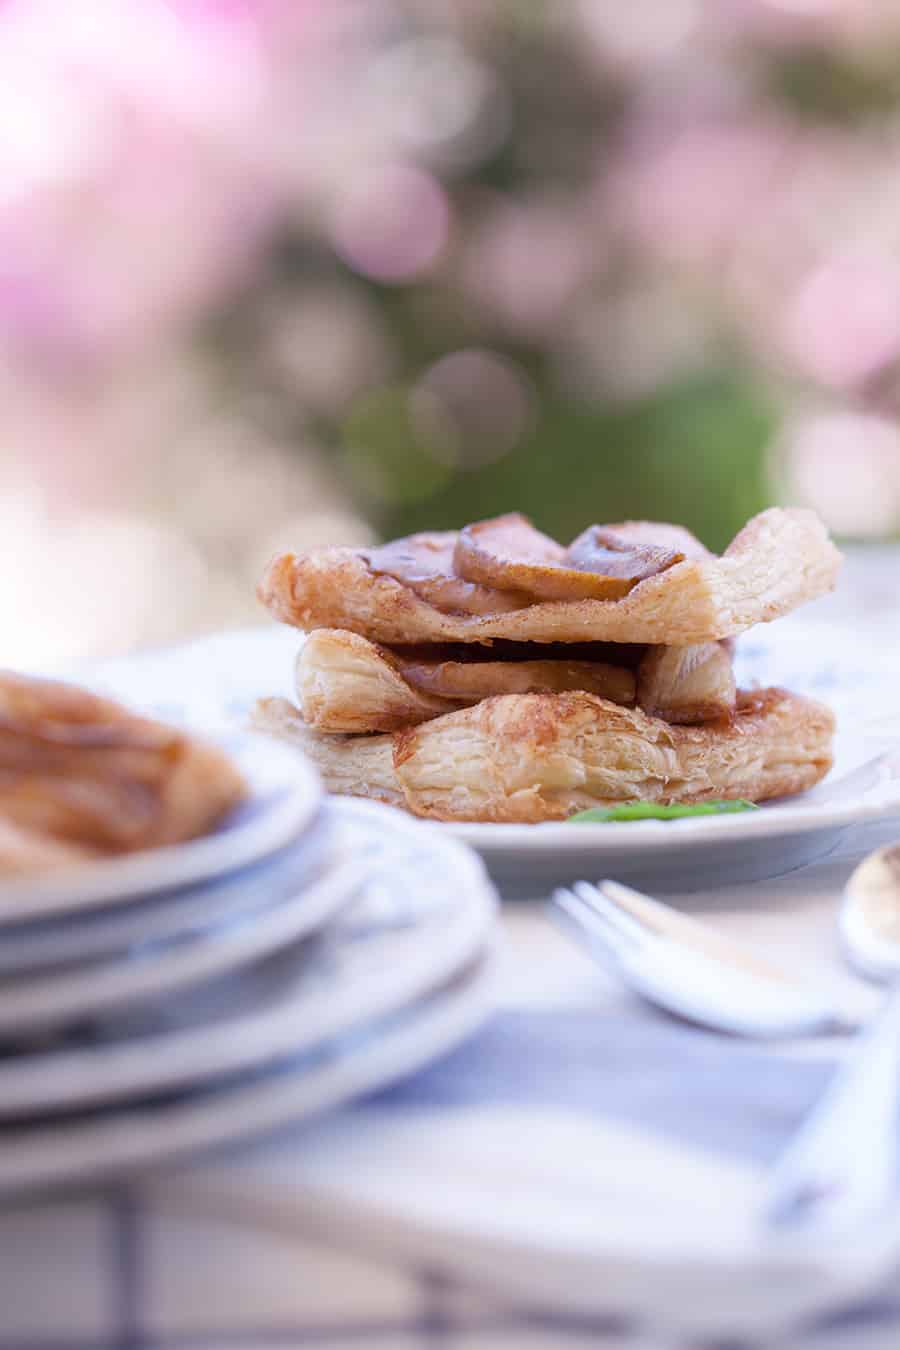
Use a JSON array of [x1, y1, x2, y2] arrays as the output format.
[[213, 3, 900, 550], [343, 369, 774, 553]]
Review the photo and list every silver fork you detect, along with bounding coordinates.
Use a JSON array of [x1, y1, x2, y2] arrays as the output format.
[[550, 880, 858, 1039]]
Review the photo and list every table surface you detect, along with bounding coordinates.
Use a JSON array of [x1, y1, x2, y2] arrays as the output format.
[[4, 546, 900, 1350], [9, 828, 897, 1350]]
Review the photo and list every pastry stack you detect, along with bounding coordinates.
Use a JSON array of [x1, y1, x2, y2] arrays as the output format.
[[255, 509, 841, 822]]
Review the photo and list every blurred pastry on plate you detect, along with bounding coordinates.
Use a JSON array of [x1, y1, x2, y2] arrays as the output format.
[[254, 510, 840, 823], [0, 672, 246, 873]]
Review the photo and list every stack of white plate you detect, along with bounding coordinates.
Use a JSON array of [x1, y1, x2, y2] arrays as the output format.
[[0, 732, 497, 1199]]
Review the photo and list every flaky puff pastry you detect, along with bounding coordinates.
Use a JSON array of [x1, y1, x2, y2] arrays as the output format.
[[296, 628, 736, 732], [259, 508, 841, 647], [254, 687, 834, 823], [296, 628, 637, 733], [0, 671, 246, 872]]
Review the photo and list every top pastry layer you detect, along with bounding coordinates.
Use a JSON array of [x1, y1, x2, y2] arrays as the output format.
[[259, 508, 841, 647]]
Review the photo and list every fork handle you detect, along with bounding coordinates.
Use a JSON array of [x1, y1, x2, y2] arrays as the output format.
[[764, 984, 900, 1236]]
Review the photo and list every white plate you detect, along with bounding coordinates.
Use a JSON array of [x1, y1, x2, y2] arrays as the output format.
[[83, 621, 900, 895], [0, 949, 496, 1199], [0, 849, 365, 1037], [0, 731, 321, 926], [0, 813, 332, 977], [448, 622, 900, 893], [449, 750, 900, 895], [0, 800, 497, 1119]]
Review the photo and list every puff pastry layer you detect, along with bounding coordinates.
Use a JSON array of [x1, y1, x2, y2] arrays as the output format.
[[296, 629, 638, 733], [259, 508, 841, 647], [254, 687, 834, 823]]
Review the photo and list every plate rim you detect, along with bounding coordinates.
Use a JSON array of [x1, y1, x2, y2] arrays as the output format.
[[0, 799, 497, 1118], [0, 948, 496, 1199], [0, 851, 365, 1037], [0, 816, 333, 976], [444, 789, 900, 853]]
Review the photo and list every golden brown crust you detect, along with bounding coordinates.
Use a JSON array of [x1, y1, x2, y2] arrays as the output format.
[[259, 508, 842, 646], [253, 686, 834, 823], [255, 695, 404, 809], [0, 671, 247, 871]]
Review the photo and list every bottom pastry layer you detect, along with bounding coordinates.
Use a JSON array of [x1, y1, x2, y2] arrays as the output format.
[[252, 687, 834, 824]]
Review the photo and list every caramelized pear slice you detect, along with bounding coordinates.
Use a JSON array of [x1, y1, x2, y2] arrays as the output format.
[[565, 526, 686, 591], [365, 532, 529, 616], [636, 641, 736, 725], [453, 514, 565, 593], [580, 521, 712, 562], [396, 653, 636, 706], [455, 514, 685, 603]]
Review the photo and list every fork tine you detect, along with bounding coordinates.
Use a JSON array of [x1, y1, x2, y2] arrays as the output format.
[[550, 899, 626, 973], [572, 880, 648, 945], [600, 879, 662, 911], [550, 888, 631, 966]]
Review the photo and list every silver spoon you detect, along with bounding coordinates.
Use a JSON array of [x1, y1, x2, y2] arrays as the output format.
[[841, 844, 900, 983]]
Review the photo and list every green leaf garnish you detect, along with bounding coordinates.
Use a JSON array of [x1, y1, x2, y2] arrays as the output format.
[[566, 800, 759, 824]]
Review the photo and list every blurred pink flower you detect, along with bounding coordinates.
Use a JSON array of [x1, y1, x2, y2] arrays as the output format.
[[574, 0, 700, 75], [459, 195, 595, 338], [784, 410, 900, 535], [722, 126, 900, 382], [781, 254, 900, 390], [613, 118, 788, 268], [725, 0, 900, 53], [0, 0, 322, 368]]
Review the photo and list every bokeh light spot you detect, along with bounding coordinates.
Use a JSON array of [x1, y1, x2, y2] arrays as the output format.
[[342, 386, 451, 505], [460, 197, 591, 337], [252, 509, 376, 580], [330, 162, 451, 283], [576, 0, 699, 73], [410, 349, 535, 469], [785, 411, 900, 536], [362, 36, 509, 169], [262, 283, 393, 413]]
